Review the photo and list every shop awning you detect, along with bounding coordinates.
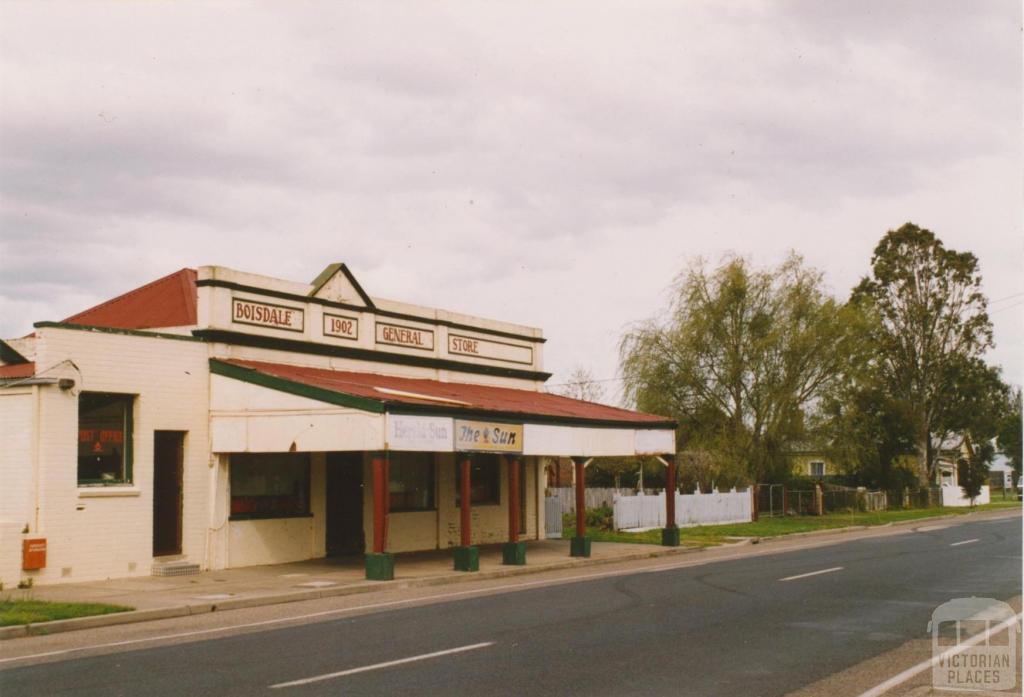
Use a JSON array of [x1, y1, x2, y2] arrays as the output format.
[[210, 358, 676, 457]]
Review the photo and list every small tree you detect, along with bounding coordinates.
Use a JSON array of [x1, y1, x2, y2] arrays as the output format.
[[556, 366, 606, 404], [958, 441, 994, 506], [997, 387, 1022, 487]]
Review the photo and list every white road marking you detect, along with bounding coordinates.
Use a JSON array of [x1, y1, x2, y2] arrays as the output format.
[[855, 612, 1023, 697], [269, 642, 494, 689], [949, 538, 979, 546], [779, 566, 843, 582]]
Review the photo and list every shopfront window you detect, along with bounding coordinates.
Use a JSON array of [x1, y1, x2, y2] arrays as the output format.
[[230, 453, 310, 519], [78, 393, 134, 486], [454, 454, 500, 505], [389, 452, 435, 511]]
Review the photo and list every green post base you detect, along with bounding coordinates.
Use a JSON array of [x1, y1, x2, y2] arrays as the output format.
[[502, 541, 527, 565], [570, 535, 591, 558], [453, 545, 479, 572], [661, 526, 681, 547], [364, 552, 395, 581]]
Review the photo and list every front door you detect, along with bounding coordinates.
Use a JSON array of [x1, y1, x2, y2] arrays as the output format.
[[326, 452, 364, 556], [153, 431, 184, 556]]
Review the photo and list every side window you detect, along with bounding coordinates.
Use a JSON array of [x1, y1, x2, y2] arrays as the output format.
[[454, 454, 501, 505], [810, 461, 825, 477], [389, 452, 436, 511], [78, 393, 134, 486], [230, 453, 311, 519]]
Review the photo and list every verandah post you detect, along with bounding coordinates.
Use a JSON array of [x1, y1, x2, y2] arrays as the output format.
[[570, 456, 590, 557], [503, 456, 526, 565], [661, 453, 680, 546], [454, 455, 479, 571], [365, 451, 395, 580]]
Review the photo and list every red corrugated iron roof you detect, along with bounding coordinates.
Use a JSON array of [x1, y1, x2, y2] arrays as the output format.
[[220, 358, 675, 427], [0, 362, 35, 379], [63, 269, 197, 329]]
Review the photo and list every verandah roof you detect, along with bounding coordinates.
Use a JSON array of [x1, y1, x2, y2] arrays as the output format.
[[211, 358, 675, 430]]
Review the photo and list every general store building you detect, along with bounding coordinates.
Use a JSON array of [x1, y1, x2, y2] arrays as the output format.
[[0, 264, 677, 585]]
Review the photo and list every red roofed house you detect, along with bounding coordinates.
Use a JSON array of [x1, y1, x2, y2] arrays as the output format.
[[0, 264, 676, 585]]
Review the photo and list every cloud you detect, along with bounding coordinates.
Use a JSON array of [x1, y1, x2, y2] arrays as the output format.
[[1, 1, 1019, 390]]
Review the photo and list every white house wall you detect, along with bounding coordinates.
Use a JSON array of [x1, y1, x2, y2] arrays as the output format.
[[0, 387, 36, 588], [24, 327, 209, 585]]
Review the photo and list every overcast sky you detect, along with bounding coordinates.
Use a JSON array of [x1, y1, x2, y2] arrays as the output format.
[[1, 1, 1020, 403]]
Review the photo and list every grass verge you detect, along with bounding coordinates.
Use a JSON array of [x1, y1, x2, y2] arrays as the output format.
[[0, 599, 133, 627], [564, 499, 1020, 547]]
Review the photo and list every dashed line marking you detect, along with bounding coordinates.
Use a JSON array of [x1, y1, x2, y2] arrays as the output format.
[[779, 566, 844, 582], [269, 642, 495, 688]]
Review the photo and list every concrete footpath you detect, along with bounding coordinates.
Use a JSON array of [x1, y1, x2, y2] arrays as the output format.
[[0, 538, 708, 640]]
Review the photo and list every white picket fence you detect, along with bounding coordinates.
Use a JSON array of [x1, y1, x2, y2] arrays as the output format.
[[613, 489, 753, 530], [548, 487, 657, 515], [941, 484, 990, 507]]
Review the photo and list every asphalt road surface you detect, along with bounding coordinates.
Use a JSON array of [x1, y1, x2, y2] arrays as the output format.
[[1, 513, 1020, 696]]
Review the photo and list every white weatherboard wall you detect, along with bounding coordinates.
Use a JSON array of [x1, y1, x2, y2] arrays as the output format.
[[25, 327, 210, 585], [941, 484, 990, 507], [613, 490, 753, 530]]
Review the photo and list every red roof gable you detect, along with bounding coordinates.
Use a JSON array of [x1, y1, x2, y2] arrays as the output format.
[[0, 362, 35, 379], [64, 269, 197, 330], [217, 358, 675, 427]]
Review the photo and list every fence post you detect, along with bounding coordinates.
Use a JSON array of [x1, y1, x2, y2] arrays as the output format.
[[751, 485, 759, 522]]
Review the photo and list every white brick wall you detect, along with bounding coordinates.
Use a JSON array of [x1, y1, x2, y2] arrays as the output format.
[[0, 388, 35, 588], [13, 327, 210, 584]]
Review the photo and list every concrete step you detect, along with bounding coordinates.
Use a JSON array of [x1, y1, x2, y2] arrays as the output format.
[[151, 559, 201, 577]]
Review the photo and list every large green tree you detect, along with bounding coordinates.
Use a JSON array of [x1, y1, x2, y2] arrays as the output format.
[[851, 223, 994, 485], [620, 254, 860, 484]]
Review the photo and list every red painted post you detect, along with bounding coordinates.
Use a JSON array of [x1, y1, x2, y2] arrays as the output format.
[[372, 453, 387, 554], [460, 456, 472, 547], [665, 454, 677, 527], [574, 457, 586, 538], [508, 457, 520, 543]]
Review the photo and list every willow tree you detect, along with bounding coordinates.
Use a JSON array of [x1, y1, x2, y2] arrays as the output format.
[[851, 223, 994, 485], [619, 254, 859, 484]]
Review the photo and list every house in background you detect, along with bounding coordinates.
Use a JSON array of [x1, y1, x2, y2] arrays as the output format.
[[789, 448, 838, 479]]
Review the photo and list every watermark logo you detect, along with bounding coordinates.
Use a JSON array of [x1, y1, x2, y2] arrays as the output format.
[[929, 597, 1019, 692]]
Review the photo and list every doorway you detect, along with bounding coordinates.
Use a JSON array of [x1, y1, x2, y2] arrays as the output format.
[[153, 431, 184, 556], [326, 452, 364, 556]]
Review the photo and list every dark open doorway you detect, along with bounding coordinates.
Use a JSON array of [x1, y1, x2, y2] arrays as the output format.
[[153, 431, 184, 556], [326, 452, 364, 556]]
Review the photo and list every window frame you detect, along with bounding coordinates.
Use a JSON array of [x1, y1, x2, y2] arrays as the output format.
[[388, 451, 436, 512], [77, 392, 135, 487], [229, 452, 312, 520], [809, 460, 825, 477], [454, 453, 501, 507]]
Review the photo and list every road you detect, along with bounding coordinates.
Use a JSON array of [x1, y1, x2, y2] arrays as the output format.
[[1, 512, 1020, 696]]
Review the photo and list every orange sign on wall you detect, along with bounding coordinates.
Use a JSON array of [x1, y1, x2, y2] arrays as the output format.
[[22, 538, 46, 570]]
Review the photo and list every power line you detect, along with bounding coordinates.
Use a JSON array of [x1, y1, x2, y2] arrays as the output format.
[[990, 301, 1024, 316], [989, 292, 1024, 305]]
